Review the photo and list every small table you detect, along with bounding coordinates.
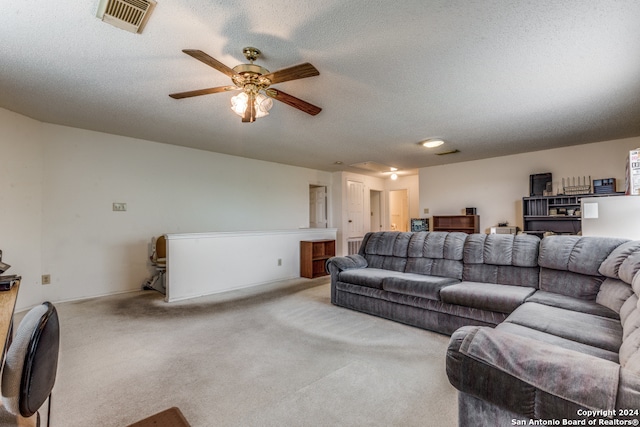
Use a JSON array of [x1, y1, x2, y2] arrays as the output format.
[[0, 280, 20, 365]]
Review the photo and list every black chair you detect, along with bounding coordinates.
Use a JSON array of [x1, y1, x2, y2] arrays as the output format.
[[0, 302, 60, 427]]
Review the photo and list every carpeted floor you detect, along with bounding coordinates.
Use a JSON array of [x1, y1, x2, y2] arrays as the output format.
[[43, 278, 458, 426]]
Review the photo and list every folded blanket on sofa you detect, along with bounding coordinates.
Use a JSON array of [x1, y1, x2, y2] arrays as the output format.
[[458, 327, 619, 412]]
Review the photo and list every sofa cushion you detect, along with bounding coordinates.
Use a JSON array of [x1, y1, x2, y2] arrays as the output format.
[[527, 290, 619, 320], [621, 252, 640, 289], [537, 236, 627, 301], [621, 294, 639, 325], [365, 255, 407, 272], [338, 268, 407, 290], [407, 231, 466, 260], [464, 234, 540, 267], [455, 326, 620, 413], [504, 302, 622, 353], [404, 232, 466, 279], [361, 232, 412, 272], [495, 322, 619, 362], [623, 306, 640, 341], [463, 234, 540, 287], [538, 236, 626, 276], [405, 258, 464, 280], [439, 282, 536, 314], [539, 268, 604, 300], [363, 231, 411, 256], [382, 274, 459, 300], [619, 326, 640, 374], [463, 264, 539, 288], [599, 240, 640, 280], [596, 279, 635, 315]]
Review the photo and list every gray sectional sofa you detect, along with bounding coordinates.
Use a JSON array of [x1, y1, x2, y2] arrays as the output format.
[[326, 231, 640, 425]]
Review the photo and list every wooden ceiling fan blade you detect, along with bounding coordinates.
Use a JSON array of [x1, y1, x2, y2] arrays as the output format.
[[182, 49, 239, 78], [169, 86, 238, 99], [265, 89, 321, 116], [262, 63, 319, 84]]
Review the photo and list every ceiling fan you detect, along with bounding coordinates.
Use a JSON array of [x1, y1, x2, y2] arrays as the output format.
[[169, 47, 321, 123]]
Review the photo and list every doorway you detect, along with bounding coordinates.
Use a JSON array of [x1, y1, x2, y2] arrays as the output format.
[[309, 185, 328, 228], [370, 190, 383, 232], [389, 189, 409, 231]]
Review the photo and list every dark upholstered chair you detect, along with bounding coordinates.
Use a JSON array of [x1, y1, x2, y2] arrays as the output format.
[[0, 302, 60, 427]]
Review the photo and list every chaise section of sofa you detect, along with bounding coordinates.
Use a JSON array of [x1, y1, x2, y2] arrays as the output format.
[[328, 231, 640, 424], [446, 236, 640, 424]]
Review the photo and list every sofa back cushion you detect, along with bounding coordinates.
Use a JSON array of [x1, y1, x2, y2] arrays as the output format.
[[613, 247, 640, 375], [359, 231, 412, 272], [597, 241, 640, 314], [538, 236, 627, 300], [619, 292, 640, 374], [404, 231, 467, 279], [462, 234, 540, 287]]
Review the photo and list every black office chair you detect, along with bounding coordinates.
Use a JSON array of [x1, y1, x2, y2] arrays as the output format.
[[0, 302, 60, 427]]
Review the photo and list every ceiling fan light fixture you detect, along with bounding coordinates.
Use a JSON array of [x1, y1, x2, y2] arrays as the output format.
[[422, 139, 445, 148], [231, 92, 273, 119], [170, 48, 321, 121]]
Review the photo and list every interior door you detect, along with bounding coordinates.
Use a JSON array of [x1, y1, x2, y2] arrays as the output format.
[[309, 185, 327, 228], [347, 180, 365, 238], [389, 189, 409, 232], [370, 190, 382, 232]]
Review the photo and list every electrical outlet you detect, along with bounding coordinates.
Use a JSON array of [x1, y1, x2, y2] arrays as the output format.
[[113, 202, 127, 212], [424, 208, 429, 214], [42, 274, 51, 285]]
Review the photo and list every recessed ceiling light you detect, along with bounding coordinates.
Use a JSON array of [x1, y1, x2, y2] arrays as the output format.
[[334, 161, 343, 165], [390, 167, 398, 172], [390, 173, 398, 180], [422, 139, 445, 148]]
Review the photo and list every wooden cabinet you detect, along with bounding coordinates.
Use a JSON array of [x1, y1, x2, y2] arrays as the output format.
[[432, 215, 479, 234], [300, 239, 335, 278], [522, 195, 582, 235]]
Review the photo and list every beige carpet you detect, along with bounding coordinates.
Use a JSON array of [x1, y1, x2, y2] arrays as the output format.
[[43, 278, 458, 426]]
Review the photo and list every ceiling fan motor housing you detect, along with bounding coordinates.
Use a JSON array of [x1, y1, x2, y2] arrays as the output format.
[[232, 64, 272, 93]]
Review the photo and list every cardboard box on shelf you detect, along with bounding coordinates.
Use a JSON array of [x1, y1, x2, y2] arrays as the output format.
[[625, 148, 640, 195]]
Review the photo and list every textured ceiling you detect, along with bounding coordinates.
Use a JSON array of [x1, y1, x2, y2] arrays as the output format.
[[2, 1, 640, 178]]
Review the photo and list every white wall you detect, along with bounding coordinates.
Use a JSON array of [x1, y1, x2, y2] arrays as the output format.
[[0, 109, 44, 308], [419, 137, 640, 233], [2, 107, 333, 310]]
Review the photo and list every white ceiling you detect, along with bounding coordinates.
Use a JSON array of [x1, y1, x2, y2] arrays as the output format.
[[2, 1, 640, 178]]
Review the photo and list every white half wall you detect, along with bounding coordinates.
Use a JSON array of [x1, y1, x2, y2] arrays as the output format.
[[165, 228, 337, 302], [1, 107, 333, 310], [419, 137, 640, 233]]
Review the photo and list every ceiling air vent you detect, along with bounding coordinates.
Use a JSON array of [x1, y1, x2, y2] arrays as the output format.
[[97, 0, 157, 34], [436, 149, 460, 156]]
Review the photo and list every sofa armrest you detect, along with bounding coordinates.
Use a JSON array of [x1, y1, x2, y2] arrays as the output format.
[[326, 255, 368, 304], [447, 326, 620, 420], [326, 254, 368, 273]]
